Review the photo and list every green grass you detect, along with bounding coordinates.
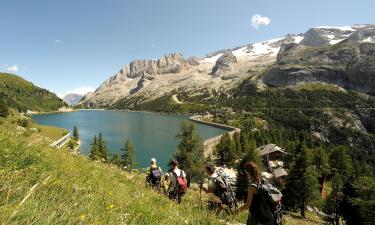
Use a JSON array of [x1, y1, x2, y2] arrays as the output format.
[[33, 124, 67, 140], [0, 73, 66, 112], [0, 131, 325, 225]]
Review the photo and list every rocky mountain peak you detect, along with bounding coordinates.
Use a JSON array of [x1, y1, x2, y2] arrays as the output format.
[[211, 51, 237, 77]]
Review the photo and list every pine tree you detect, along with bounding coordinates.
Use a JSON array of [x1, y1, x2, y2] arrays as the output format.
[[111, 153, 122, 167], [284, 146, 320, 217], [121, 139, 136, 171], [329, 146, 353, 180], [73, 126, 79, 140], [89, 135, 101, 160], [313, 146, 330, 177], [233, 132, 242, 157], [215, 133, 236, 167], [97, 133, 109, 162], [174, 122, 205, 183], [350, 176, 375, 225], [235, 141, 263, 202]]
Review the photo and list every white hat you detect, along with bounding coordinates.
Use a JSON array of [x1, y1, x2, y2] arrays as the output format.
[[150, 158, 157, 163]]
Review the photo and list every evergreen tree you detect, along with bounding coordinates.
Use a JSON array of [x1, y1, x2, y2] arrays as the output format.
[[121, 139, 136, 171], [111, 153, 122, 167], [89, 135, 101, 160], [235, 141, 263, 202], [283, 146, 320, 217], [350, 176, 375, 225], [97, 133, 109, 162], [325, 173, 344, 224], [73, 126, 79, 140], [174, 122, 205, 183], [0, 100, 9, 117], [329, 146, 353, 180], [215, 133, 236, 167], [313, 146, 330, 177], [233, 132, 242, 157]]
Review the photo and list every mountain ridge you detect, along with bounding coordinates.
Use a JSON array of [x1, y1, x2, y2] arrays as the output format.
[[80, 24, 375, 108]]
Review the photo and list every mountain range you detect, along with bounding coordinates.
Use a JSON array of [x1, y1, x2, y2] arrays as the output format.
[[80, 24, 375, 108]]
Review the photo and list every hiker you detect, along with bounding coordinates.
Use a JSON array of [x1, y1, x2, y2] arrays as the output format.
[[199, 164, 237, 215], [146, 158, 163, 190], [233, 161, 283, 225], [162, 173, 170, 196], [168, 160, 188, 203]]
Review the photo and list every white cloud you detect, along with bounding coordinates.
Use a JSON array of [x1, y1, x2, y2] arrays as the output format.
[[251, 14, 271, 29], [54, 39, 62, 43], [5, 65, 19, 73], [57, 86, 94, 98]]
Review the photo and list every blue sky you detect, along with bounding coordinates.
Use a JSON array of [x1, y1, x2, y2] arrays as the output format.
[[0, 0, 374, 96]]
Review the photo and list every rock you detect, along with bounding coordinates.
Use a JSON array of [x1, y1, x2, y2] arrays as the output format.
[[211, 52, 237, 77], [263, 42, 375, 93]]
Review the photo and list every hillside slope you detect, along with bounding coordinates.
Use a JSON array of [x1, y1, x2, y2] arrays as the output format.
[[0, 73, 66, 112], [0, 120, 324, 225]]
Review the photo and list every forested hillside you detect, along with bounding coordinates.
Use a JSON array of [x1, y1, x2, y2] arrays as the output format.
[[0, 73, 66, 112]]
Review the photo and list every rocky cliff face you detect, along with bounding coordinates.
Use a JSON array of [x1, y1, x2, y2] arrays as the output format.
[[263, 41, 375, 93], [211, 52, 237, 77], [81, 24, 375, 108]]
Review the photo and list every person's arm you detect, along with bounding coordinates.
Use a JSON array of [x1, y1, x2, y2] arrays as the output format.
[[234, 186, 256, 214]]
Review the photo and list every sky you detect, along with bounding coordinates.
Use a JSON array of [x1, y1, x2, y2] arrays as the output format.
[[0, 0, 374, 97]]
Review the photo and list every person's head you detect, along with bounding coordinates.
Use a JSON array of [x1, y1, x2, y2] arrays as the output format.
[[245, 161, 261, 183], [171, 160, 178, 169], [150, 158, 157, 165], [205, 164, 216, 176], [164, 173, 169, 180]]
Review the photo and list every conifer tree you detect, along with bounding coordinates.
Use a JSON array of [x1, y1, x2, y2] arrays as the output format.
[[313, 146, 330, 177], [73, 126, 79, 140], [97, 133, 109, 162], [235, 141, 263, 202], [283, 146, 320, 217], [89, 135, 101, 160], [233, 132, 242, 156], [121, 139, 136, 171], [174, 122, 205, 183], [111, 153, 122, 167], [215, 133, 236, 167]]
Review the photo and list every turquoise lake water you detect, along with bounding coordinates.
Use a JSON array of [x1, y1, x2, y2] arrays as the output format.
[[33, 110, 226, 169]]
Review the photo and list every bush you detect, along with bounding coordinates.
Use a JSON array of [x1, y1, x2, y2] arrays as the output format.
[[17, 118, 30, 128], [0, 100, 9, 117]]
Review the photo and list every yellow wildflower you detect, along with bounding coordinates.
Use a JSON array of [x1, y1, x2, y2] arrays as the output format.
[[79, 214, 86, 221], [108, 191, 112, 196], [107, 204, 114, 209]]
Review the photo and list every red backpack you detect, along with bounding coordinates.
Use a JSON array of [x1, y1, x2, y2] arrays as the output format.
[[172, 170, 188, 194]]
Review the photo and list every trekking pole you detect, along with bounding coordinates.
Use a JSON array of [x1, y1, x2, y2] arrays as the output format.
[[198, 182, 203, 210]]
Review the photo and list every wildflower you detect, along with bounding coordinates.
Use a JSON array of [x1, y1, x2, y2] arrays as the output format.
[[79, 214, 86, 221], [107, 204, 114, 209], [108, 191, 113, 196]]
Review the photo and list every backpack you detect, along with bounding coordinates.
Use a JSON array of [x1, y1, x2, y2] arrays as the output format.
[[212, 175, 238, 211], [149, 167, 161, 185], [172, 170, 188, 194], [252, 180, 283, 225]]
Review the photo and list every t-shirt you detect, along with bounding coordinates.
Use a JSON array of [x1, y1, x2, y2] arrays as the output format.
[[168, 168, 186, 192]]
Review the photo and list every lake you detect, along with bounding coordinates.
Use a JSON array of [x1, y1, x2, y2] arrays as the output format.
[[33, 110, 226, 169]]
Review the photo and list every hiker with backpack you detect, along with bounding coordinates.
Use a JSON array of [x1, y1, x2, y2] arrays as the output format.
[[199, 164, 237, 215], [233, 161, 283, 225], [146, 158, 163, 191], [168, 160, 188, 203]]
